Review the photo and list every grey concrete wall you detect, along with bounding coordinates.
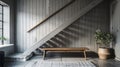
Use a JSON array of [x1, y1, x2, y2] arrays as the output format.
[[110, 0, 120, 60], [16, 0, 110, 52]]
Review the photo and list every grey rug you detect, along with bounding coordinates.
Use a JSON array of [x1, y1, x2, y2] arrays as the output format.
[[34, 61, 96, 67]]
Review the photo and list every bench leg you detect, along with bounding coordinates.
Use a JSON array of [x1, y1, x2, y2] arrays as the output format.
[[84, 51, 87, 60], [43, 50, 46, 60]]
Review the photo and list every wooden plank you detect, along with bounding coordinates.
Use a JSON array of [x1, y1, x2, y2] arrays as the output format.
[[84, 51, 87, 60], [46, 51, 85, 52], [43, 50, 46, 60], [40, 47, 89, 51]]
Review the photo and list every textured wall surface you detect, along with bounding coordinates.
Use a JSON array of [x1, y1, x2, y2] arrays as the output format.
[[110, 0, 120, 60], [16, 0, 110, 52]]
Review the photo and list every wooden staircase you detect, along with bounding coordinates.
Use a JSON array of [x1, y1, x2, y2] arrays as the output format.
[[21, 0, 103, 61]]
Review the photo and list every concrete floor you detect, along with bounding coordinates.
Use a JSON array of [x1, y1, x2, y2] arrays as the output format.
[[4, 56, 120, 67]]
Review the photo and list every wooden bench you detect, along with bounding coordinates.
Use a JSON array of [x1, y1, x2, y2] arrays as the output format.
[[40, 47, 89, 60]]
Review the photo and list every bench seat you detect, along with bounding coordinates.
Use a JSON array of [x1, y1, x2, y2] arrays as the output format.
[[40, 47, 89, 60]]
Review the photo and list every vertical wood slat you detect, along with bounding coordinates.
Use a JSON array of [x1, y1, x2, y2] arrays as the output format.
[[17, 0, 72, 52], [23, 0, 104, 58], [16, 0, 109, 53], [27, 0, 75, 32]]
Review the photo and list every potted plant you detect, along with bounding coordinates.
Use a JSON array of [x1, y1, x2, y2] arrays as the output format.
[[95, 29, 114, 59], [0, 36, 7, 45]]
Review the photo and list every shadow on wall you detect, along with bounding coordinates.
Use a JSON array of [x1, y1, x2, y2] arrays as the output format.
[[40, 0, 109, 50], [40, 17, 97, 48]]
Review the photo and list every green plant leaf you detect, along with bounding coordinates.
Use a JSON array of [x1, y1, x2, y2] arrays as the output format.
[[95, 29, 114, 47]]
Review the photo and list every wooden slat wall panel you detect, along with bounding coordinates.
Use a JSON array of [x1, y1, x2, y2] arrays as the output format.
[[16, 0, 72, 52], [16, 0, 109, 52], [65, 0, 110, 51]]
